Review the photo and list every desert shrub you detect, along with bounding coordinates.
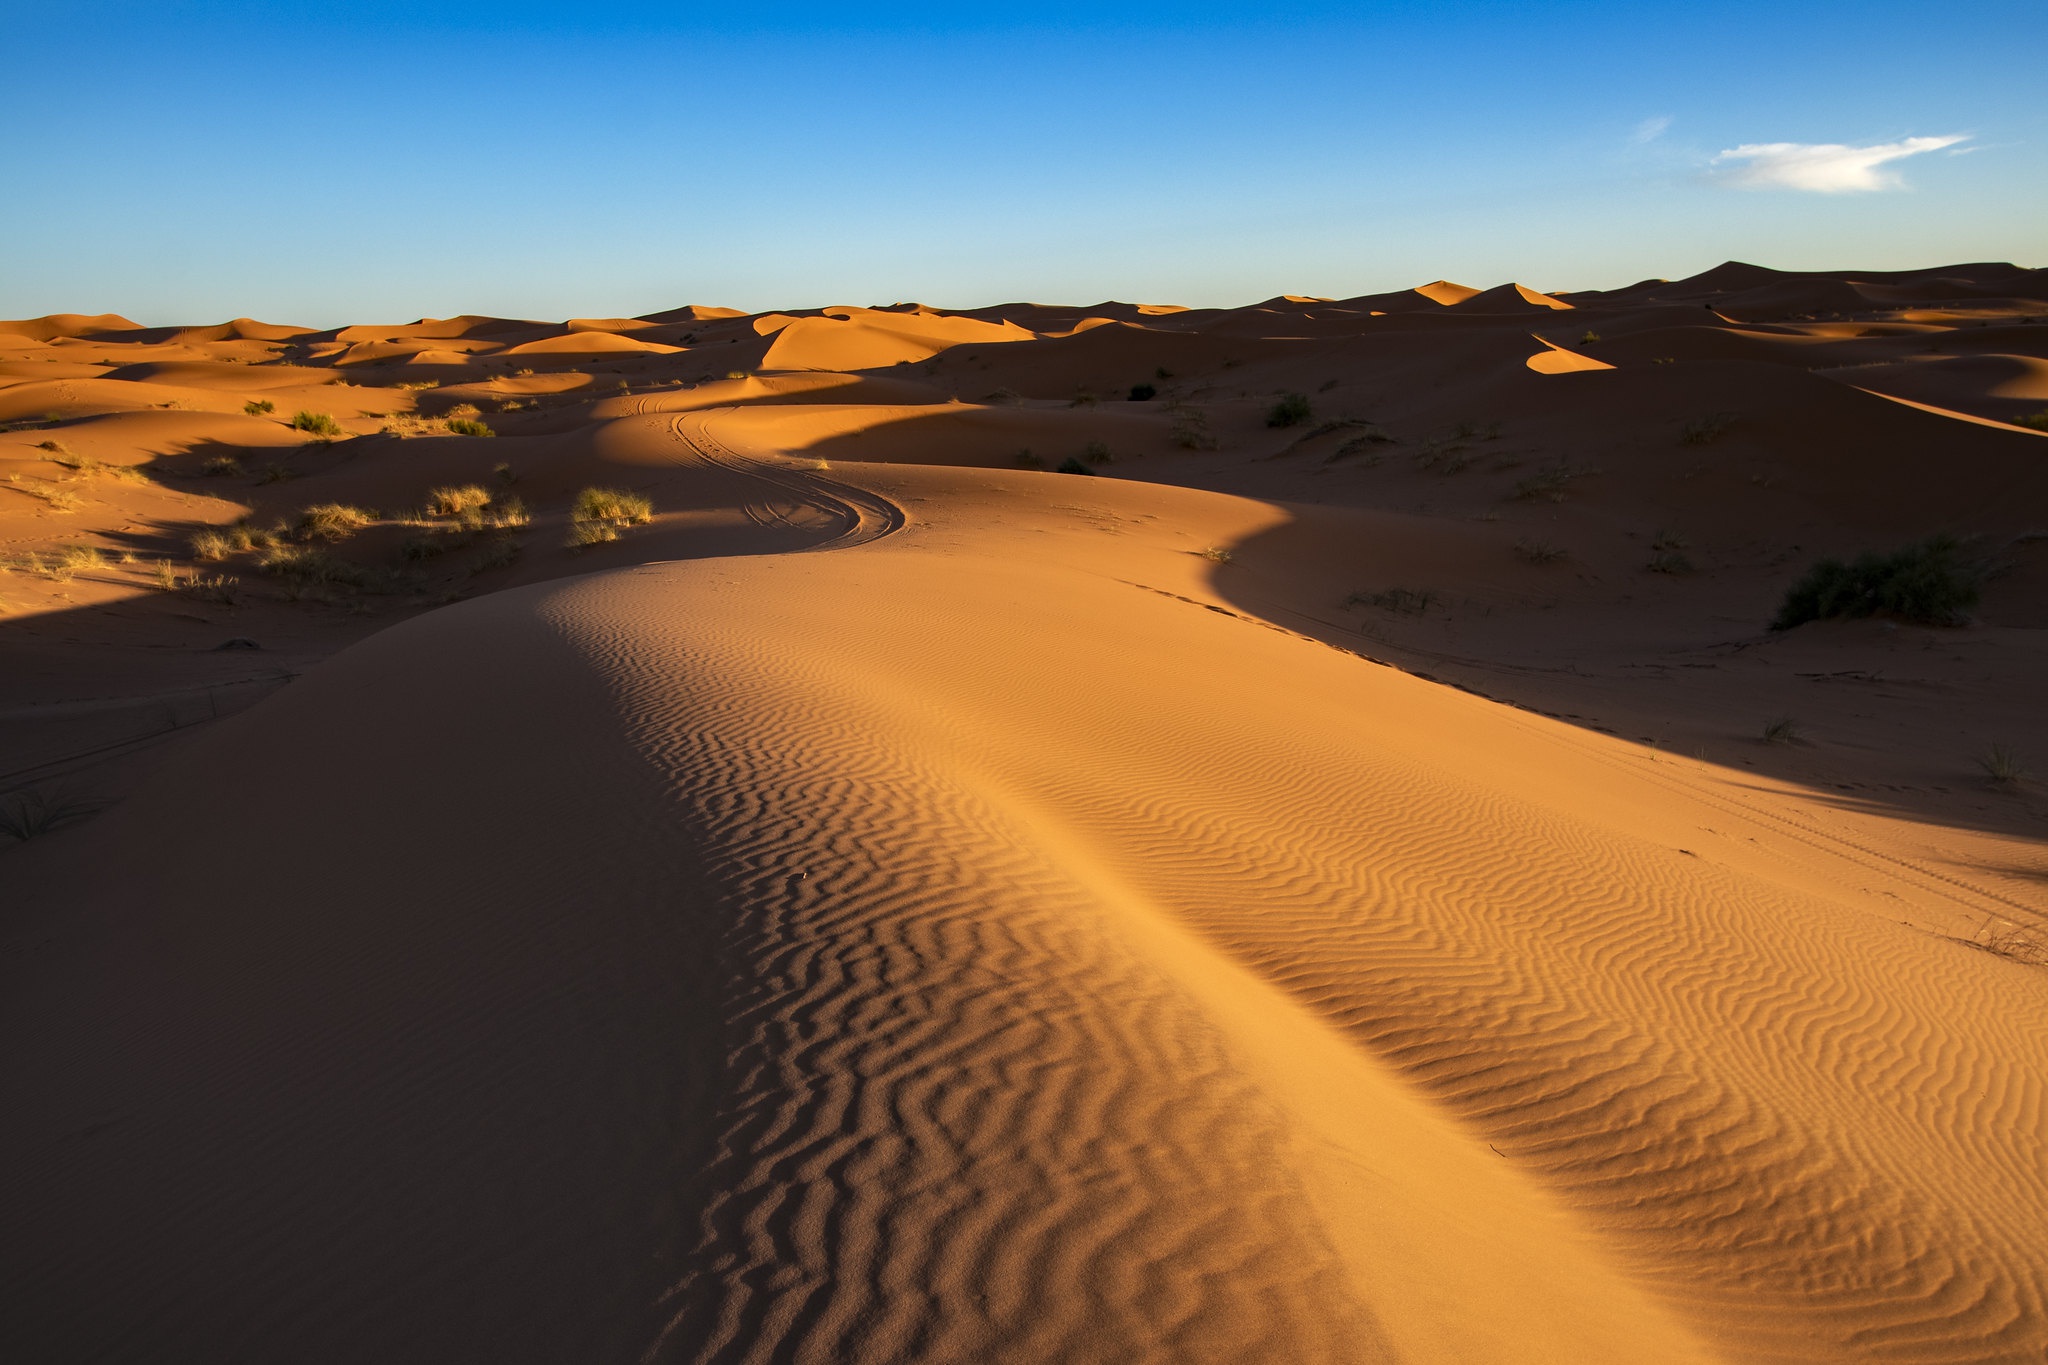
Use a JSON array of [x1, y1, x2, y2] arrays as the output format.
[[2013, 409, 2048, 433], [399, 534, 448, 561], [244, 399, 275, 416], [1770, 534, 1983, 630], [190, 529, 234, 561], [183, 572, 240, 604], [1266, 393, 1312, 428], [1170, 407, 1218, 450], [1579, 331, 1601, 345], [1512, 464, 1596, 502], [1193, 547, 1234, 563], [1083, 440, 1112, 465], [573, 487, 652, 525], [485, 496, 529, 529], [426, 485, 492, 517], [1014, 449, 1043, 469], [567, 486, 653, 547], [290, 411, 343, 437], [1055, 457, 1095, 476], [259, 545, 371, 588], [295, 503, 375, 542], [1978, 743, 2026, 785], [1513, 539, 1567, 564], [1680, 412, 1736, 445], [493, 462, 516, 485], [201, 455, 243, 476], [1349, 587, 1436, 615], [1128, 383, 1156, 401], [445, 417, 495, 437], [1762, 716, 1801, 745]]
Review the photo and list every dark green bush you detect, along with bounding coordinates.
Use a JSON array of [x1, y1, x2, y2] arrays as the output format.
[[289, 410, 342, 437], [1055, 457, 1095, 476], [2016, 408, 2048, 433], [445, 417, 495, 437], [1266, 392, 1312, 428], [1770, 534, 1982, 630]]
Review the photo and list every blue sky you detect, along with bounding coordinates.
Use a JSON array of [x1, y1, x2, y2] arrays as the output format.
[[3, 1, 2044, 325]]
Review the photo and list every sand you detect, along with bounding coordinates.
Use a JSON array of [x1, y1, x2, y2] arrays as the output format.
[[2, 260, 2046, 1363]]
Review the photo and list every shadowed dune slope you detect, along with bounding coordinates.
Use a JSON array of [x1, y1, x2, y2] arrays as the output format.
[[6, 540, 2047, 1364]]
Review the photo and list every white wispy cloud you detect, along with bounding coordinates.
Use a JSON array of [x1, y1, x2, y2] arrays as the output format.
[[1631, 115, 1672, 145], [1709, 134, 1969, 192]]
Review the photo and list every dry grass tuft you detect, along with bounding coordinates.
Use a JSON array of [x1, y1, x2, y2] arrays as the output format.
[[426, 485, 492, 518], [1762, 716, 1802, 745], [1513, 539, 1567, 565], [1978, 743, 2027, 786], [295, 503, 375, 542], [1964, 914, 2046, 965]]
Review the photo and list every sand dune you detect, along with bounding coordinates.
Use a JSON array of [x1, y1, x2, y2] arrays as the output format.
[[3, 262, 2046, 1363]]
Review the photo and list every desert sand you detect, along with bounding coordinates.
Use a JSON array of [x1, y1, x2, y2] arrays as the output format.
[[3, 262, 2046, 1363]]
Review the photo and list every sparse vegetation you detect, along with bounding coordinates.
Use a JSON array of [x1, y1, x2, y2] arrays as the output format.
[[1513, 539, 1567, 564], [1128, 383, 1156, 401], [1512, 463, 1596, 503], [1762, 716, 1802, 745], [1770, 534, 1984, 630], [568, 486, 653, 547], [258, 545, 372, 589], [1193, 547, 1235, 564], [1579, 330, 1601, 345], [6, 475, 82, 511], [1054, 457, 1095, 476], [201, 455, 243, 476], [1964, 914, 2046, 965], [40, 445, 146, 482], [1014, 449, 1043, 469], [1266, 392, 1312, 428], [0, 787, 98, 844], [1680, 412, 1737, 445], [1648, 530, 1694, 575], [1170, 406, 1218, 450], [8, 545, 103, 582], [1978, 743, 2027, 786], [445, 417, 495, 437], [244, 398, 275, 416], [426, 485, 492, 518], [295, 503, 375, 542], [290, 410, 344, 438], [1083, 440, 1112, 465], [2013, 408, 2048, 433], [190, 529, 233, 561], [1349, 587, 1437, 615]]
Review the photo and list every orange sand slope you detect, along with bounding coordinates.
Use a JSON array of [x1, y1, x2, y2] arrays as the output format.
[[3, 261, 2048, 1364]]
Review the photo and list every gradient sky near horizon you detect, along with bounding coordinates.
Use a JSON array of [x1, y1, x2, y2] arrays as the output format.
[[5, 1, 2045, 326]]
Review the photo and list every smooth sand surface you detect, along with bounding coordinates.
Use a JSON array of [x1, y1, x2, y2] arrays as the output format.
[[3, 261, 2047, 1362]]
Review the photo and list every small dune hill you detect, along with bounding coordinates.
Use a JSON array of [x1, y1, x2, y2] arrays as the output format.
[[501, 331, 684, 356], [3, 263, 2047, 1364], [0, 312, 146, 341], [1450, 282, 1575, 312]]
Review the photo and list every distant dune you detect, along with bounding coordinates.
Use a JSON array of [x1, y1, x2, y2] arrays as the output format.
[[3, 261, 2046, 1363]]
